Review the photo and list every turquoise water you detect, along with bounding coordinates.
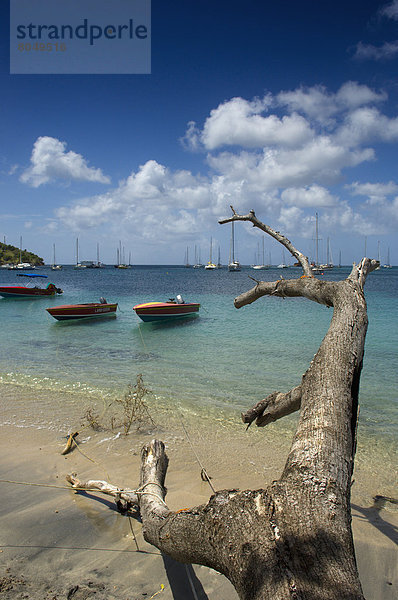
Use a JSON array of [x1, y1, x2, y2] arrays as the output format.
[[0, 265, 397, 445]]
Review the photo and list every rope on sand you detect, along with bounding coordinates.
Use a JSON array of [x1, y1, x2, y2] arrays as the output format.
[[178, 415, 216, 494]]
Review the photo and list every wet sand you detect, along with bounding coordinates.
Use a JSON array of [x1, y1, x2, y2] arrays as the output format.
[[0, 384, 397, 599]]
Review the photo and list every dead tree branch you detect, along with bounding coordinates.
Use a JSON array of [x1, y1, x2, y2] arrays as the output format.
[[242, 385, 302, 427], [66, 473, 139, 509], [219, 206, 313, 277], [66, 210, 378, 600]]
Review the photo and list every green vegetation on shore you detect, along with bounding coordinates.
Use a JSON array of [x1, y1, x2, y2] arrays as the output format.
[[0, 242, 44, 266]]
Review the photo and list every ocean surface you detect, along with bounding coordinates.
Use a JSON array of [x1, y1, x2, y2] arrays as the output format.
[[0, 264, 397, 487]]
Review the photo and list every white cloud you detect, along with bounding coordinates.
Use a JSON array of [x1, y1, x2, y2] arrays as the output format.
[[381, 0, 398, 20], [277, 82, 386, 123], [353, 1, 398, 61], [200, 96, 312, 149], [278, 206, 304, 234], [56, 160, 212, 238], [208, 139, 374, 191], [348, 181, 398, 204], [56, 82, 398, 241], [281, 185, 338, 208], [354, 40, 398, 60], [180, 121, 202, 151], [20, 136, 111, 187], [320, 202, 378, 236], [336, 107, 398, 146]]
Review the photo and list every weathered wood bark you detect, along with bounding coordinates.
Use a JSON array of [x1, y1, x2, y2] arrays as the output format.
[[68, 209, 378, 600]]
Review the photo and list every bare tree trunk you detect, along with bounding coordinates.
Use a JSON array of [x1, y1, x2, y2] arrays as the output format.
[[68, 209, 379, 600]]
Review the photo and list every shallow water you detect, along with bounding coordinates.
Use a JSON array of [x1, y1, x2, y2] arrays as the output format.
[[0, 264, 397, 496]]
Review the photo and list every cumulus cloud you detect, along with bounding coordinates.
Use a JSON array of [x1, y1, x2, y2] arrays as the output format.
[[344, 180, 398, 232], [180, 121, 202, 151], [348, 181, 398, 203], [56, 82, 398, 240], [277, 82, 386, 123], [281, 185, 338, 208], [336, 107, 398, 146], [200, 96, 312, 150], [20, 136, 111, 187], [208, 139, 373, 191], [56, 160, 213, 238]]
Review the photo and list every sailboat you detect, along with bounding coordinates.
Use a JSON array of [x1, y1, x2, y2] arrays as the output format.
[[94, 242, 102, 268], [383, 246, 392, 268], [217, 246, 222, 268], [184, 247, 191, 268], [15, 236, 34, 269], [277, 249, 288, 269], [228, 222, 241, 271], [252, 237, 268, 270], [51, 243, 62, 270], [74, 238, 86, 269], [193, 245, 203, 268], [320, 237, 333, 269], [114, 241, 128, 268], [337, 249, 342, 268], [376, 240, 381, 270], [311, 213, 322, 273], [204, 237, 217, 269]]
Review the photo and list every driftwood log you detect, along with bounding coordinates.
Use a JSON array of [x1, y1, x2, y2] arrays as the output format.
[[68, 209, 378, 600]]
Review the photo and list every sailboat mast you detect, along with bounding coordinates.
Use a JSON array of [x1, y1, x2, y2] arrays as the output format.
[[315, 213, 319, 266], [20, 236, 22, 264], [232, 222, 235, 262], [76, 238, 79, 265]]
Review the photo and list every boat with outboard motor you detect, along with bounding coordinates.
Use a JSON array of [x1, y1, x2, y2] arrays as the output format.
[[46, 298, 118, 321], [133, 295, 200, 322], [0, 273, 63, 298]]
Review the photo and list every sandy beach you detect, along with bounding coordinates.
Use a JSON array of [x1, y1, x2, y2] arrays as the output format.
[[0, 384, 397, 600]]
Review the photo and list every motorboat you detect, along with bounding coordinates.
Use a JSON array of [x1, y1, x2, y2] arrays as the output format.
[[133, 295, 200, 322], [0, 273, 63, 298], [46, 298, 118, 321]]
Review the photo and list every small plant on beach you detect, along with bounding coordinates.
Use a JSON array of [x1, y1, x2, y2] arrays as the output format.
[[82, 375, 154, 434], [114, 374, 154, 435], [83, 407, 102, 431]]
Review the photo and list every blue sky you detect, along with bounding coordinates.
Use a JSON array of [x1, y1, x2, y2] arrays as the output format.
[[1, 0, 398, 265]]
